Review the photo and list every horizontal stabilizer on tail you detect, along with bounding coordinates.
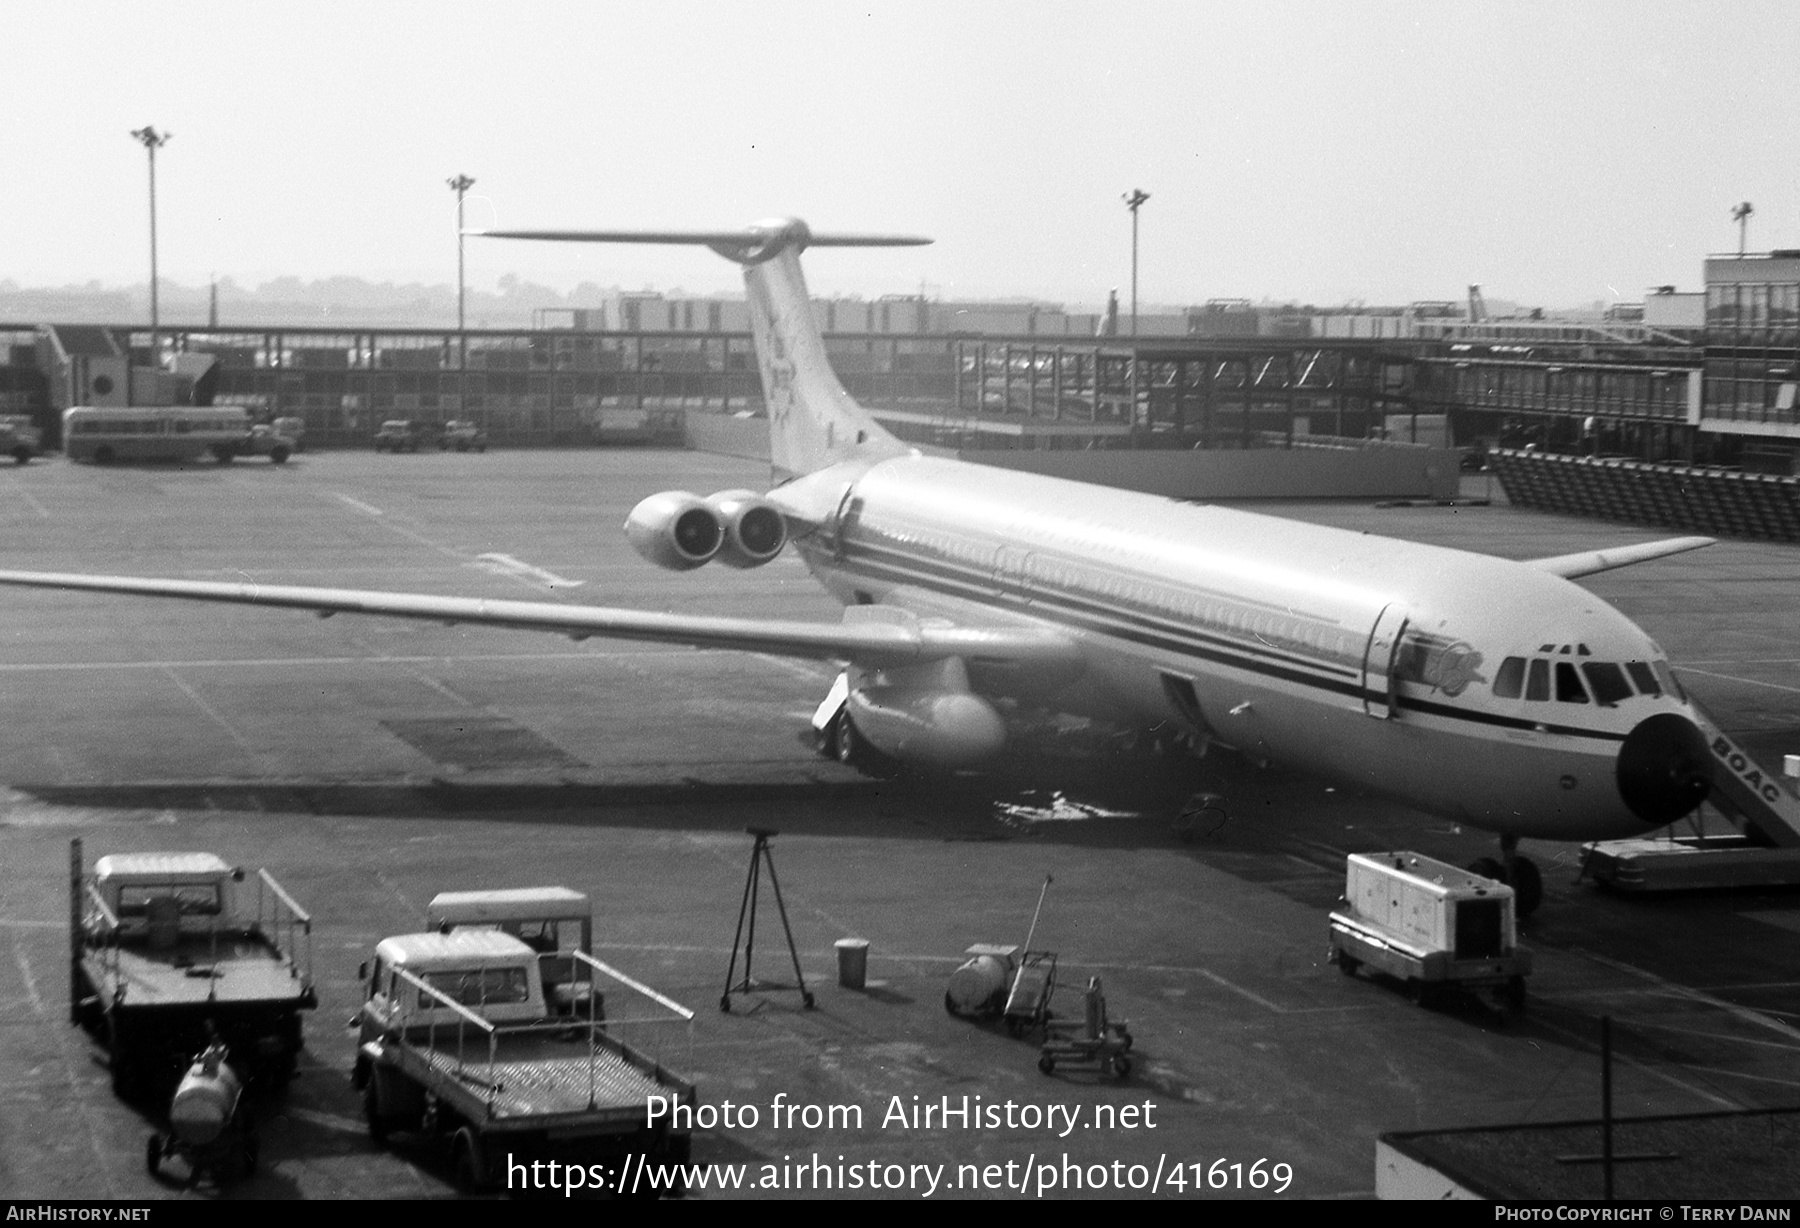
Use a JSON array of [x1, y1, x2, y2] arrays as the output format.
[[476, 220, 929, 264], [479, 215, 922, 478], [476, 228, 931, 247]]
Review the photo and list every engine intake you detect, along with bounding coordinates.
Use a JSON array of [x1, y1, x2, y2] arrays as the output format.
[[707, 490, 788, 568], [624, 491, 724, 571]]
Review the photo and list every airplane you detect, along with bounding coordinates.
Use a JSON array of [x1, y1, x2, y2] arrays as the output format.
[[0, 217, 1719, 916]]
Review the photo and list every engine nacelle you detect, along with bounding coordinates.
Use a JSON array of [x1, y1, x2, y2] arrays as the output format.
[[624, 491, 724, 571], [706, 489, 788, 569], [845, 659, 1007, 769]]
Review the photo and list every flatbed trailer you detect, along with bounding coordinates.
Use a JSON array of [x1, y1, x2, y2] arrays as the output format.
[[68, 839, 315, 1096], [379, 1022, 685, 1133], [1581, 833, 1800, 892], [357, 930, 694, 1194]]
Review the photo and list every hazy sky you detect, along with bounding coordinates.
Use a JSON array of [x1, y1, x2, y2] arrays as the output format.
[[3, 0, 1794, 309]]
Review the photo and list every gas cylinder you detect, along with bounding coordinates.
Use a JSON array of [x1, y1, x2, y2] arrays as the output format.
[[168, 1045, 242, 1146], [945, 954, 1010, 1015]]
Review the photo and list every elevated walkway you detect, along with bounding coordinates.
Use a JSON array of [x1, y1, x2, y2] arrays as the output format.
[[1490, 448, 1800, 542]]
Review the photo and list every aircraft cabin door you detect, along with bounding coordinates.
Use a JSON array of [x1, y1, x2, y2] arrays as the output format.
[[994, 545, 1032, 606], [1361, 603, 1410, 719], [826, 483, 856, 560]]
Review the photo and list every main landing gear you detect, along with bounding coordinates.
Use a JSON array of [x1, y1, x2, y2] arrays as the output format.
[[1469, 834, 1543, 919], [821, 707, 899, 778]]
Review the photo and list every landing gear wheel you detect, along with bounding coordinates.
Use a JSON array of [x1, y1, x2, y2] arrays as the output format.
[[1334, 948, 1359, 977], [1110, 1054, 1132, 1080], [944, 992, 960, 1016], [831, 711, 898, 777], [1038, 1054, 1056, 1075], [1468, 854, 1543, 918], [1467, 856, 1505, 882], [833, 711, 860, 766], [1505, 975, 1528, 1015], [1508, 857, 1544, 919], [145, 1133, 163, 1178]]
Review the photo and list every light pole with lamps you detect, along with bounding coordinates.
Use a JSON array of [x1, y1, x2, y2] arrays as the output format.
[[447, 174, 476, 422], [1122, 188, 1149, 336], [130, 126, 172, 365], [447, 174, 476, 332]]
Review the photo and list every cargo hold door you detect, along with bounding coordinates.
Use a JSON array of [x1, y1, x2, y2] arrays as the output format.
[[1361, 603, 1409, 719]]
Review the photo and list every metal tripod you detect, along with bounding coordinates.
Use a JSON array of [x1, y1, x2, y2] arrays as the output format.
[[721, 828, 815, 1012]]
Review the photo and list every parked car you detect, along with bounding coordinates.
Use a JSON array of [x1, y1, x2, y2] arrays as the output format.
[[0, 415, 42, 464], [438, 420, 488, 452], [271, 416, 306, 452], [374, 420, 425, 453], [237, 423, 295, 463]]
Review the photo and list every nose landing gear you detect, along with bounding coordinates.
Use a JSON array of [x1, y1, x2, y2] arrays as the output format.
[[1468, 835, 1543, 918]]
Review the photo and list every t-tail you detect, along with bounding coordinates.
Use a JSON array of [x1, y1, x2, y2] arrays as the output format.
[[477, 218, 927, 480]]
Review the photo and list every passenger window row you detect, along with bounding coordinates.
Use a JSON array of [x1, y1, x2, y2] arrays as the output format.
[[1491, 656, 1679, 706]]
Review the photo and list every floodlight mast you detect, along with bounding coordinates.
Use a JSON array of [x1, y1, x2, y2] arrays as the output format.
[[1732, 201, 1754, 257], [448, 174, 476, 402], [1123, 188, 1150, 336], [448, 174, 476, 333], [130, 126, 172, 363]]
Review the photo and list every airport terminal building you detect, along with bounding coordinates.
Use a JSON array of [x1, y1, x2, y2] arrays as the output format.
[[1, 248, 1797, 475]]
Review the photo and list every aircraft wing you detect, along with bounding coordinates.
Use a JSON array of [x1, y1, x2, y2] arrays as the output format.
[[1524, 535, 1715, 579], [0, 570, 1080, 667]]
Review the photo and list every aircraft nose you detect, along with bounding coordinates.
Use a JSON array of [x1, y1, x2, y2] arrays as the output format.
[[1616, 713, 1712, 825]]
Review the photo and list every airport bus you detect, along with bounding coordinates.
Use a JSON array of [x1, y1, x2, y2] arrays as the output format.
[[61, 406, 292, 464]]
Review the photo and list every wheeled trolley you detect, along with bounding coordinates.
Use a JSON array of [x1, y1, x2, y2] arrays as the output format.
[[1002, 950, 1058, 1037], [1038, 977, 1133, 1078]]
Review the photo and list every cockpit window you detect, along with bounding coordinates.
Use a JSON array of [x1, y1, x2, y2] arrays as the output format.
[[1508, 654, 1660, 706], [1652, 659, 1685, 701], [1581, 662, 1633, 706], [1493, 657, 1525, 699], [1555, 661, 1589, 703], [1525, 659, 1550, 701]]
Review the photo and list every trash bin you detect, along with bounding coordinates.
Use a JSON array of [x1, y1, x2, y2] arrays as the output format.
[[835, 938, 870, 990]]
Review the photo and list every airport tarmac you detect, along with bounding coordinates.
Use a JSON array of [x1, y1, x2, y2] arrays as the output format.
[[0, 448, 1796, 1201]]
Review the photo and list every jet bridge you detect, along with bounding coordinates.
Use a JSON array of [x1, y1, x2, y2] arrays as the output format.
[[1582, 706, 1800, 891]]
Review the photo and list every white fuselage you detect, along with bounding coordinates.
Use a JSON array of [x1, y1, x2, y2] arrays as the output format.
[[796, 455, 1697, 841]]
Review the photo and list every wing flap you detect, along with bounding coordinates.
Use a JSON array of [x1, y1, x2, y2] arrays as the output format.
[[0, 570, 1078, 667], [1525, 535, 1715, 579]]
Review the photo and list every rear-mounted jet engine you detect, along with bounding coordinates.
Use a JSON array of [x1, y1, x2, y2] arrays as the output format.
[[624, 490, 788, 571], [706, 490, 788, 568]]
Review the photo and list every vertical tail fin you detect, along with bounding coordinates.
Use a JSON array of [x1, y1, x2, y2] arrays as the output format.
[[476, 218, 929, 479]]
